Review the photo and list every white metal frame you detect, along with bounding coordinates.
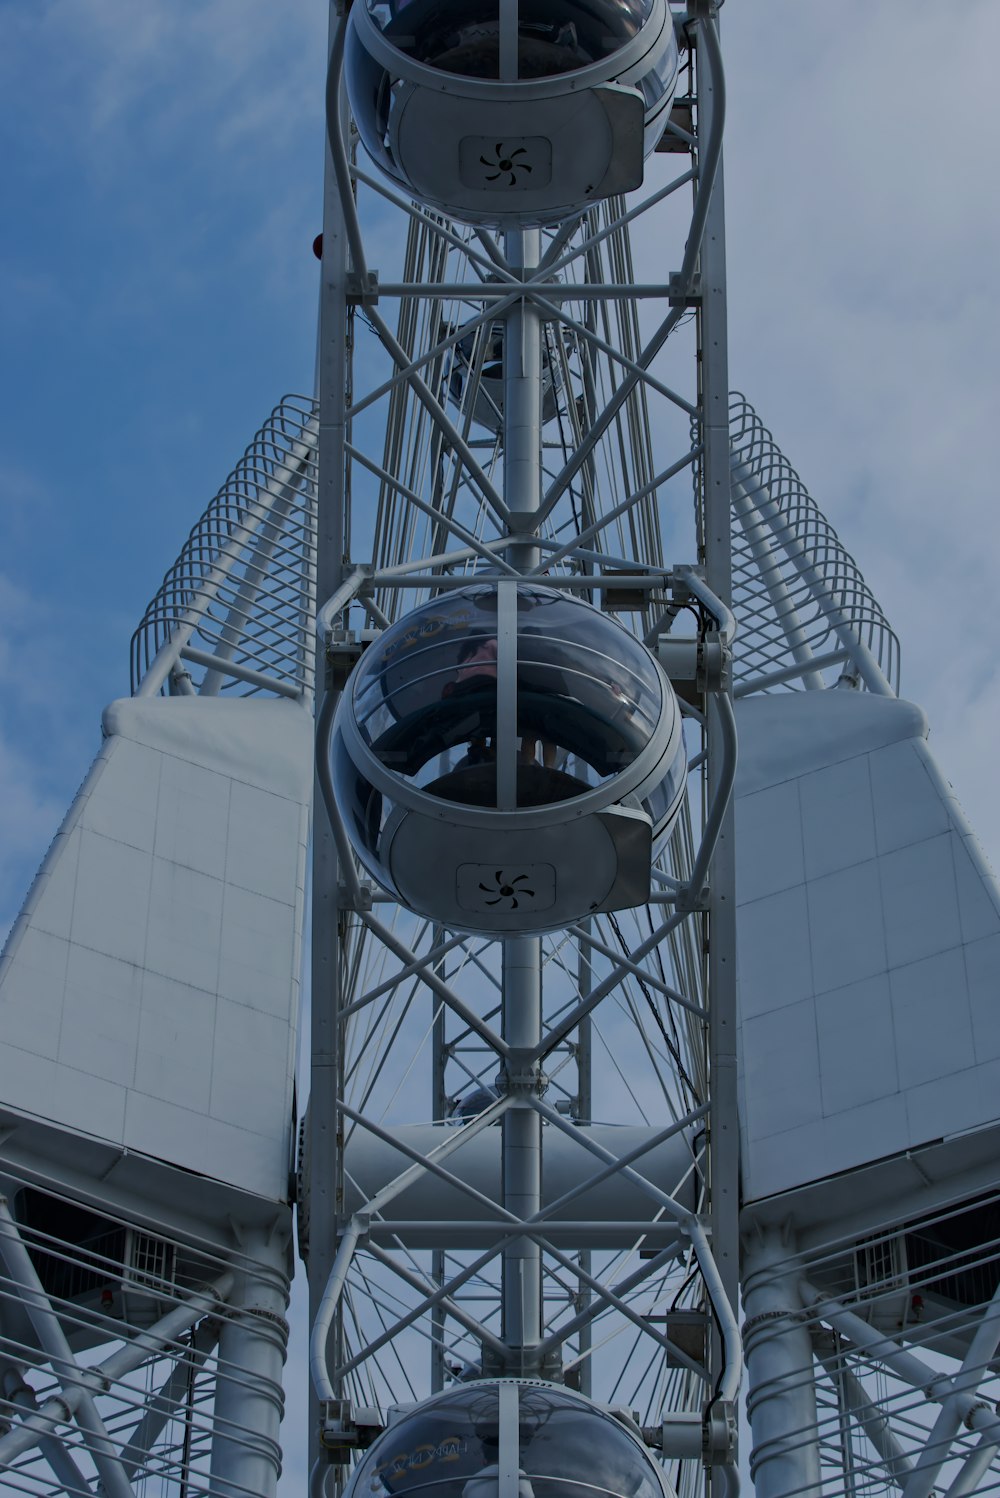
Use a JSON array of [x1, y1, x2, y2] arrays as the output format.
[[307, 5, 741, 1498]]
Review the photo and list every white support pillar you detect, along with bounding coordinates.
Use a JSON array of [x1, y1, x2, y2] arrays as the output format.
[[743, 1226, 823, 1498], [499, 225, 545, 1368], [210, 1230, 290, 1498], [502, 935, 543, 1358]]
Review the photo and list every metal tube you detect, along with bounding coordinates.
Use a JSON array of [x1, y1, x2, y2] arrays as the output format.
[[316, 688, 364, 907], [730, 470, 826, 691], [799, 1279, 1000, 1452], [540, 167, 698, 283], [504, 229, 542, 570], [365, 1242, 508, 1359], [531, 444, 701, 577], [209, 1231, 289, 1498], [345, 451, 521, 575], [810, 1332, 914, 1489], [333, 1244, 509, 1382], [4, 1376, 96, 1497], [365, 1221, 698, 1240], [502, 936, 543, 1354], [310, 11, 351, 1469], [672, 563, 738, 646], [0, 1274, 230, 1470], [532, 911, 688, 1059], [136, 431, 316, 697], [376, 283, 693, 300], [688, 21, 744, 1487], [536, 1245, 708, 1381], [568, 916, 709, 1012], [198, 452, 315, 698], [366, 305, 511, 527], [323, 25, 368, 283], [338, 1094, 517, 1221], [942, 1434, 1000, 1498], [686, 690, 738, 900], [733, 649, 850, 698], [0, 1201, 136, 1498], [310, 1217, 364, 1404], [899, 1274, 1000, 1498], [314, 565, 371, 645], [498, 224, 545, 1357], [180, 645, 304, 700], [358, 911, 509, 1055], [743, 1228, 823, 1498], [118, 1319, 220, 1483], [799, 1279, 957, 1400], [730, 457, 895, 696]]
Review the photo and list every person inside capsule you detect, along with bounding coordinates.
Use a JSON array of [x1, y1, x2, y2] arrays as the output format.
[[442, 634, 499, 769], [350, 588, 657, 812]]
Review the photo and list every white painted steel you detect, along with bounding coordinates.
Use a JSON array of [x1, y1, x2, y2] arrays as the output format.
[[742, 1228, 822, 1498], [304, 6, 741, 1494], [209, 1229, 290, 1498], [735, 690, 1000, 1205], [0, 695, 311, 1204]]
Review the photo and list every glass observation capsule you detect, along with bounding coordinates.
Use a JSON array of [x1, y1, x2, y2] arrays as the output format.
[[343, 1381, 677, 1498], [343, 0, 680, 226], [331, 582, 687, 933], [445, 316, 565, 434]]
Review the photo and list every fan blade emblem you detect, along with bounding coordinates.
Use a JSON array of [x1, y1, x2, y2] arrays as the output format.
[[478, 870, 536, 907], [479, 143, 532, 187]]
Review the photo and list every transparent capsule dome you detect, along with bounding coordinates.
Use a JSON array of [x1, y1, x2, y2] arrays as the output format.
[[359, 0, 655, 81], [445, 317, 565, 435], [332, 584, 687, 925], [344, 1381, 676, 1498], [333, 583, 686, 888]]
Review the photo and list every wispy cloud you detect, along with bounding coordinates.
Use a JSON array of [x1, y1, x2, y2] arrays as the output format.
[[720, 0, 1000, 858]]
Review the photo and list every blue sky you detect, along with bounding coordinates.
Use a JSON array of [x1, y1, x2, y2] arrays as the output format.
[[2, 0, 1000, 1489], [3, 0, 999, 929]]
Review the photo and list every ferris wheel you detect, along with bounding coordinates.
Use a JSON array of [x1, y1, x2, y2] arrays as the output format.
[[0, 5, 999, 1498]]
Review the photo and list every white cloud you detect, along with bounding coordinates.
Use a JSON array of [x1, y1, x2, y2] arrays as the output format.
[[0, 568, 98, 939], [720, 0, 1000, 862], [0, 731, 65, 946], [0, 0, 325, 159]]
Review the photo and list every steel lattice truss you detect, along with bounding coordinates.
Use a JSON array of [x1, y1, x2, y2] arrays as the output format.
[[0, 1163, 285, 1497], [744, 1199, 1000, 1498]]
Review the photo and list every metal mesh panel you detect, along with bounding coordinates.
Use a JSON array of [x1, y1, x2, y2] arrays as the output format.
[[130, 395, 317, 699], [726, 393, 901, 696]]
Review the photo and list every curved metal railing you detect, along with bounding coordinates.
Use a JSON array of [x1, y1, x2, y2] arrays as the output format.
[[130, 396, 317, 700], [727, 393, 901, 696]]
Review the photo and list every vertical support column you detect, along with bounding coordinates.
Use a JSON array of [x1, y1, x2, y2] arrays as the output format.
[[742, 1227, 822, 1498], [693, 0, 740, 1372], [210, 1231, 290, 1498], [431, 929, 449, 1393], [500, 227, 545, 1366], [575, 925, 593, 1397], [502, 936, 543, 1357], [505, 229, 542, 572], [310, 0, 350, 1471]]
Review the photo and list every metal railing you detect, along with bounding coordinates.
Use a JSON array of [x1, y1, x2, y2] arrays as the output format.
[[130, 396, 317, 702], [725, 393, 901, 697]]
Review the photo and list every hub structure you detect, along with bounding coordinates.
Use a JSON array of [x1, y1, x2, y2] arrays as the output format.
[[3, 5, 1000, 1498]]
